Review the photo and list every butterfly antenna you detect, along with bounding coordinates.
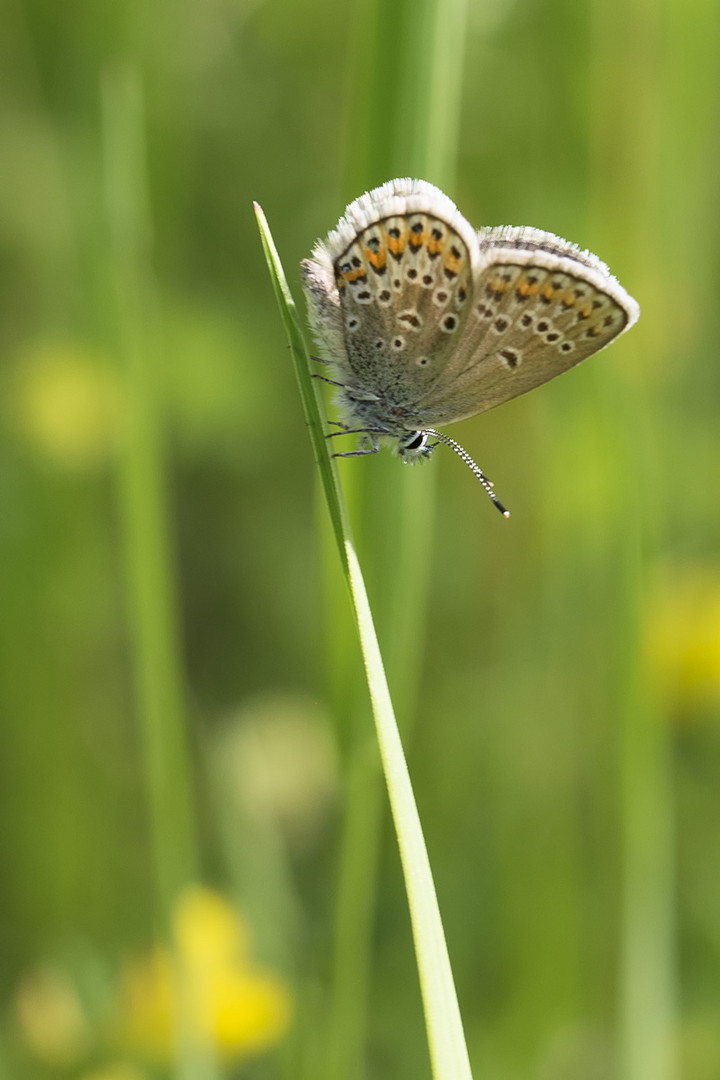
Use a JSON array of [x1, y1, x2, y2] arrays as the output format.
[[424, 428, 510, 517]]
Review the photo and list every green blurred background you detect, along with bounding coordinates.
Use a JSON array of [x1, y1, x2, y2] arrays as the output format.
[[1, 1, 719, 1078]]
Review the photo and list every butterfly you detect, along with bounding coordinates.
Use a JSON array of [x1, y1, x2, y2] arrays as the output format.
[[302, 178, 639, 514]]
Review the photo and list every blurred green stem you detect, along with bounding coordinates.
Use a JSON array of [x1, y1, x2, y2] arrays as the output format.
[[619, 657, 676, 1080], [101, 64, 218, 1080], [101, 60, 197, 929], [589, 3, 677, 1077]]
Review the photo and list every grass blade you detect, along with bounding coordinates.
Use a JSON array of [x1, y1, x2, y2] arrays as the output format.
[[255, 202, 474, 1080]]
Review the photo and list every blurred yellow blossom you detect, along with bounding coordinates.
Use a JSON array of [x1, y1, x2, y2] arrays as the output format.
[[120, 886, 291, 1063], [14, 965, 91, 1066], [13, 342, 123, 468], [646, 567, 720, 716]]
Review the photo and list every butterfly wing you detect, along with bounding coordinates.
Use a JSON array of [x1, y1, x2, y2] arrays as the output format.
[[302, 179, 482, 408], [411, 226, 640, 427]]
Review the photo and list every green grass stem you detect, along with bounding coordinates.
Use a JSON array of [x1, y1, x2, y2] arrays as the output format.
[[589, 4, 677, 1076], [255, 202, 474, 1080]]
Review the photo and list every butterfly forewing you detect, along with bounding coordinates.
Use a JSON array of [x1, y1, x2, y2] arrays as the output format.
[[413, 227, 638, 426], [332, 212, 474, 401]]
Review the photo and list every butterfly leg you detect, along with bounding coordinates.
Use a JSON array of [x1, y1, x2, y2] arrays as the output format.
[[332, 443, 380, 458], [311, 372, 346, 388], [311, 355, 346, 387], [330, 431, 382, 458], [325, 426, 384, 439]]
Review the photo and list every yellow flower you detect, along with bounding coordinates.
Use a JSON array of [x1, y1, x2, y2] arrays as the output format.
[[646, 567, 720, 716], [120, 887, 291, 1063], [174, 885, 249, 968], [13, 342, 123, 469]]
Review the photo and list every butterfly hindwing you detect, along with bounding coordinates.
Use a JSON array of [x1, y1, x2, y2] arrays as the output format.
[[413, 226, 639, 426]]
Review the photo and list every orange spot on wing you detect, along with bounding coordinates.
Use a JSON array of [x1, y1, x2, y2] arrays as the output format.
[[517, 278, 540, 297], [387, 235, 405, 255], [366, 246, 387, 270], [542, 283, 556, 300], [445, 251, 462, 275], [427, 235, 444, 255], [409, 230, 425, 248], [341, 267, 367, 284]]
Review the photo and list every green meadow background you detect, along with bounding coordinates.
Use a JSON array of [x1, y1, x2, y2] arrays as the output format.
[[1, 1, 719, 1079]]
